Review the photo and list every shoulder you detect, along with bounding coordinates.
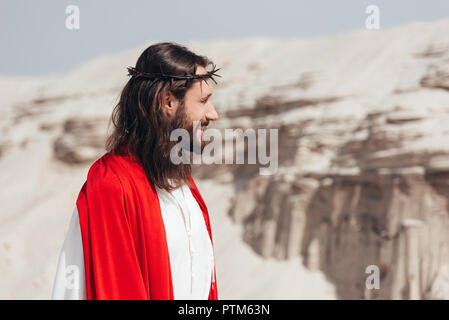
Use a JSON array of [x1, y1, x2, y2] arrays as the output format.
[[84, 151, 149, 195], [84, 153, 125, 193]]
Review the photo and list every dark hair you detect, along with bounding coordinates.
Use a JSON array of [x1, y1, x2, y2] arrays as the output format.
[[106, 42, 214, 191]]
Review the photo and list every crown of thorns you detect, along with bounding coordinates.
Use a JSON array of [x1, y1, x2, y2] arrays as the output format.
[[126, 64, 221, 87]]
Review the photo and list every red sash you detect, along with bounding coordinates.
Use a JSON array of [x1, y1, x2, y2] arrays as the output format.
[[76, 150, 218, 299]]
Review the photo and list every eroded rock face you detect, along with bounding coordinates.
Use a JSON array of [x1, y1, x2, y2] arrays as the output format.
[[53, 117, 109, 164], [4, 20, 449, 299], [43, 31, 449, 298], [194, 32, 449, 298], [233, 169, 449, 299], [222, 87, 449, 299], [421, 59, 449, 91]]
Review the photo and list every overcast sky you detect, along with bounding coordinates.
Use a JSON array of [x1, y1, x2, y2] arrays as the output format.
[[1, 0, 448, 76]]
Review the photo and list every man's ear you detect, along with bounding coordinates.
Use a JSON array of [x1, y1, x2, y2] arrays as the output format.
[[159, 90, 179, 118]]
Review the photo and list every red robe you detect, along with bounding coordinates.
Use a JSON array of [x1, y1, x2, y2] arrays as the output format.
[[75, 149, 218, 299]]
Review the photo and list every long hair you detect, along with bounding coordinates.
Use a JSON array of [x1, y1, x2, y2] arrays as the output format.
[[106, 42, 214, 191]]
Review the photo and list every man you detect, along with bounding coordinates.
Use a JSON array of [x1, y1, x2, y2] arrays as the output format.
[[52, 42, 221, 300]]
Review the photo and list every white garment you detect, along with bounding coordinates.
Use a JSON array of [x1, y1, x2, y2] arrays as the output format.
[[52, 183, 215, 300], [52, 207, 86, 299]]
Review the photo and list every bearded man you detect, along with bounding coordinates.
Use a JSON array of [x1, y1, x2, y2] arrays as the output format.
[[52, 42, 221, 300]]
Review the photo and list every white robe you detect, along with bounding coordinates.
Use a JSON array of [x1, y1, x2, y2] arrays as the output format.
[[52, 183, 215, 300]]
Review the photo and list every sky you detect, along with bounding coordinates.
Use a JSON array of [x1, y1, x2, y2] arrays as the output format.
[[1, 0, 448, 76]]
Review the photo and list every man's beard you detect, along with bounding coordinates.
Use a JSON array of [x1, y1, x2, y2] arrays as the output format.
[[133, 102, 212, 191], [170, 105, 210, 154], [155, 103, 210, 171], [185, 118, 210, 154]]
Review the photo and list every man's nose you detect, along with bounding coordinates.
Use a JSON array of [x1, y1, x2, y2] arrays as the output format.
[[206, 103, 219, 121]]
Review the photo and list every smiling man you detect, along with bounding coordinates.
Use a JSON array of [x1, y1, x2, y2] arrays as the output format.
[[52, 42, 221, 300]]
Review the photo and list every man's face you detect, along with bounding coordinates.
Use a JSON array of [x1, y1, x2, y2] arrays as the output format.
[[179, 65, 219, 150]]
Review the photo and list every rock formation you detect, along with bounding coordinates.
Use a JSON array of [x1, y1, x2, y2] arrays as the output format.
[[1, 19, 449, 299]]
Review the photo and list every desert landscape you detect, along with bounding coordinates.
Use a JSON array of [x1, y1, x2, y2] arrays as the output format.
[[1, 18, 449, 299]]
